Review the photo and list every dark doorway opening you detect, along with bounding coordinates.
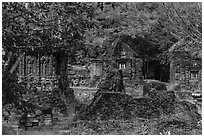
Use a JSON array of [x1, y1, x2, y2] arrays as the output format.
[[143, 60, 170, 82]]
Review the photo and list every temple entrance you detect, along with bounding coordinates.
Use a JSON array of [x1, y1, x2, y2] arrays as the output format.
[[143, 60, 170, 82]]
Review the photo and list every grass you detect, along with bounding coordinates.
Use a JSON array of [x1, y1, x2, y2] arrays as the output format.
[[3, 118, 201, 135], [2, 86, 202, 135]]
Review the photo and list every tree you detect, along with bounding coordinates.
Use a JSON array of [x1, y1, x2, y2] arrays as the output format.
[[3, 2, 95, 78], [160, 2, 202, 57], [3, 2, 201, 104], [2, 2, 97, 111], [83, 2, 201, 80]]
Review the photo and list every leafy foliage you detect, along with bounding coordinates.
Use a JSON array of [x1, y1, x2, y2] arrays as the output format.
[[2, 3, 202, 132], [2, 2, 97, 109], [84, 2, 201, 64], [3, 2, 201, 69], [2, 2, 96, 63], [2, 71, 26, 106]]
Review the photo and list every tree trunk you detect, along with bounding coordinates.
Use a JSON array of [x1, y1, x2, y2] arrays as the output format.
[[144, 59, 149, 79], [160, 67, 162, 82], [170, 61, 175, 84], [59, 55, 68, 92], [54, 53, 68, 92], [3, 51, 13, 72], [55, 54, 77, 116], [10, 53, 25, 74]]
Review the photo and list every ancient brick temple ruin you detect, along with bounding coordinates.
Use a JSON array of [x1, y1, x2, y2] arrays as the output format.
[[16, 37, 144, 89], [17, 53, 58, 91], [89, 37, 143, 83], [170, 50, 202, 89]]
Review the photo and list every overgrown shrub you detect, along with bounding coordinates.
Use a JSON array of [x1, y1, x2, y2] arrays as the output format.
[[2, 72, 27, 107], [175, 91, 192, 100], [89, 75, 101, 87], [78, 93, 132, 120]]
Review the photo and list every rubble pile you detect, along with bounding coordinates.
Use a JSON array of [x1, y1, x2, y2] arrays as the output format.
[[78, 71, 201, 129], [97, 69, 125, 93], [79, 92, 132, 120]]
